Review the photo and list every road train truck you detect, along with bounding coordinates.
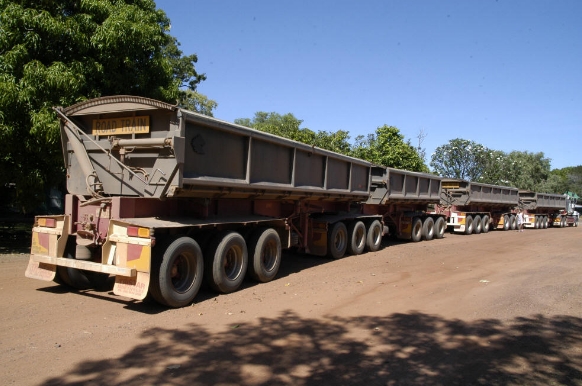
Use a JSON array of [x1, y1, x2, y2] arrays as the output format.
[[25, 95, 445, 307]]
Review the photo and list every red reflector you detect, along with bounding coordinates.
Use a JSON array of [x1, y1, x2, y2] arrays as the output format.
[[38, 218, 57, 228], [127, 226, 139, 237], [127, 226, 150, 238]]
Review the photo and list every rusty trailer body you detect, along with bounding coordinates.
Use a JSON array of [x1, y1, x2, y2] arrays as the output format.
[[518, 191, 573, 228], [25, 96, 444, 308], [437, 179, 520, 234]]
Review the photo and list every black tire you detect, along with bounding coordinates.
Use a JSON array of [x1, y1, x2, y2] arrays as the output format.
[[328, 222, 348, 259], [543, 216, 549, 229], [422, 217, 435, 241], [481, 215, 490, 233], [204, 231, 248, 294], [149, 236, 204, 308], [503, 214, 510, 231], [247, 228, 282, 283], [411, 217, 423, 242], [366, 220, 383, 252], [347, 221, 367, 255], [434, 217, 446, 239], [464, 215, 473, 235], [473, 215, 482, 234], [510, 215, 517, 230], [58, 241, 109, 290]]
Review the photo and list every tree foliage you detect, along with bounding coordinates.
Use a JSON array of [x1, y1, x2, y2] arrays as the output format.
[[0, 0, 213, 212], [540, 166, 582, 196], [430, 139, 490, 181], [430, 137, 578, 195], [499, 151, 551, 191], [235, 112, 353, 155], [352, 125, 428, 172]]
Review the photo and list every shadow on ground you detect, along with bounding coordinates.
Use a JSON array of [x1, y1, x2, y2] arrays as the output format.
[[40, 311, 582, 386]]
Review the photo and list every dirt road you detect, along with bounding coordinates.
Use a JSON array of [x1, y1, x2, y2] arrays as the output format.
[[1, 227, 581, 385]]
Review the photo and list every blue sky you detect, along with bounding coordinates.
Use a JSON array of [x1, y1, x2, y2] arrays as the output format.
[[155, 0, 581, 170]]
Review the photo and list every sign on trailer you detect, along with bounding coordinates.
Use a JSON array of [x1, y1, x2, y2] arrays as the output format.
[[92, 116, 150, 136]]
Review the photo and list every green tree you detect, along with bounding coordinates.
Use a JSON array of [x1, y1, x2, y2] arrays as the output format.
[[0, 0, 212, 212], [178, 90, 218, 117], [499, 151, 551, 191], [351, 125, 428, 172], [430, 138, 490, 180], [313, 130, 352, 155], [564, 166, 582, 196], [236, 112, 314, 143], [478, 150, 510, 186], [235, 113, 353, 155], [540, 166, 582, 195]]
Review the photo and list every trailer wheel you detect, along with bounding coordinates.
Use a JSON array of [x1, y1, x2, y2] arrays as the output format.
[[510, 215, 517, 230], [464, 216, 473, 235], [247, 228, 281, 283], [473, 215, 482, 234], [347, 221, 367, 255], [543, 216, 549, 228], [366, 220, 383, 252], [481, 215, 490, 233], [58, 242, 109, 290], [422, 217, 435, 241], [327, 222, 348, 259], [503, 215, 510, 231], [204, 231, 248, 294], [150, 236, 204, 308], [411, 217, 423, 242], [434, 217, 446, 239]]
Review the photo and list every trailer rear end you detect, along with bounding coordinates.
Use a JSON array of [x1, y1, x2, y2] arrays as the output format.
[[518, 191, 571, 228], [438, 179, 519, 234]]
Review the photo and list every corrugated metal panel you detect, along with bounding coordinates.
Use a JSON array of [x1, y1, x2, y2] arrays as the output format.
[[519, 191, 566, 210], [442, 179, 519, 207], [366, 167, 443, 205]]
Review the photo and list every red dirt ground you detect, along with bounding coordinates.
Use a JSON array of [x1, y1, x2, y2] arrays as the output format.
[[1, 226, 581, 385]]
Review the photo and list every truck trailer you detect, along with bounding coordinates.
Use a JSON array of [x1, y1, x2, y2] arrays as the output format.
[[363, 167, 446, 242], [518, 191, 576, 228], [436, 179, 520, 234], [25, 95, 445, 307]]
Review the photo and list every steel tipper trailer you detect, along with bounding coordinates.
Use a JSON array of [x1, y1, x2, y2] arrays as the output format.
[[436, 179, 519, 234], [26, 95, 386, 307], [518, 191, 573, 228], [362, 167, 447, 241]]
